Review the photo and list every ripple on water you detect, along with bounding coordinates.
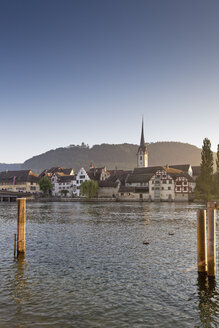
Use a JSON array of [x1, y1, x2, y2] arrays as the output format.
[[0, 201, 219, 327]]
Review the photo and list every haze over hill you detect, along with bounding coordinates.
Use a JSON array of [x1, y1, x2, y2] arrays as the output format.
[[19, 141, 211, 172], [1, 141, 216, 173]]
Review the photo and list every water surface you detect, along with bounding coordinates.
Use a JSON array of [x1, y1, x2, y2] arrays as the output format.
[[0, 202, 218, 327]]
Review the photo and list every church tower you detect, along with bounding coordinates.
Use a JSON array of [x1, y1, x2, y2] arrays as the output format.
[[137, 118, 148, 168]]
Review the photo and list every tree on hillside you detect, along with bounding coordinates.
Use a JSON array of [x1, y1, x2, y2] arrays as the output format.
[[80, 180, 99, 198], [39, 176, 52, 196], [196, 138, 214, 200]]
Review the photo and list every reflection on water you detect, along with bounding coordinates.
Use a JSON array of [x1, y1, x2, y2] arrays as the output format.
[[197, 274, 219, 327], [11, 255, 29, 311], [0, 202, 219, 327]]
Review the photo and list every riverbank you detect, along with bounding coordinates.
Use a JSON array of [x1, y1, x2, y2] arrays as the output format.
[[30, 196, 198, 203]]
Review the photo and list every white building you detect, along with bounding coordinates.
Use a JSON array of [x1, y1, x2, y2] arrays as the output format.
[[120, 166, 195, 201], [51, 167, 90, 197], [74, 167, 90, 197], [51, 173, 75, 197]]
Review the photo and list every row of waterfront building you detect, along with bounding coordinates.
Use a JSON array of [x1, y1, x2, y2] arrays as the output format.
[[0, 120, 201, 201], [0, 162, 200, 202]]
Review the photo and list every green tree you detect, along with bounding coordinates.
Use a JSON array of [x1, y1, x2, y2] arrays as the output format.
[[80, 180, 99, 198], [38, 176, 52, 196], [196, 138, 214, 201], [214, 144, 219, 197]]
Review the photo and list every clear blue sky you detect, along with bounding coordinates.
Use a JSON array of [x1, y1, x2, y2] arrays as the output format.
[[1, 0, 219, 162]]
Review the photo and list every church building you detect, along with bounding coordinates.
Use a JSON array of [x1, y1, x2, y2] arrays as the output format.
[[137, 119, 148, 168]]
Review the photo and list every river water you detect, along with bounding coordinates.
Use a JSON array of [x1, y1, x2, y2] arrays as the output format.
[[0, 201, 219, 328]]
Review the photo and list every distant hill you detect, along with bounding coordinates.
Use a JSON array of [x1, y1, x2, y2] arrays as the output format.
[[20, 142, 211, 172], [0, 163, 22, 172]]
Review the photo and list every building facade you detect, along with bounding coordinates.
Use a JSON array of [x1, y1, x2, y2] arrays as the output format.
[[0, 170, 40, 194]]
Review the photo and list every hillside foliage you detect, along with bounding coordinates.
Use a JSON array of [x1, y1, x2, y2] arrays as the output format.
[[20, 142, 215, 172]]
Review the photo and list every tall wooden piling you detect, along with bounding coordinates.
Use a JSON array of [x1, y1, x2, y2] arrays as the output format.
[[207, 202, 216, 277], [17, 198, 26, 256], [197, 209, 207, 273]]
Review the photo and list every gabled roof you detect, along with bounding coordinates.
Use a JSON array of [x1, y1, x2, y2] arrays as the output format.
[[39, 167, 74, 178], [107, 170, 132, 184], [62, 168, 74, 175], [98, 181, 119, 188], [39, 167, 63, 178], [58, 175, 75, 183], [133, 166, 164, 174], [168, 172, 194, 182], [88, 167, 109, 181], [169, 164, 191, 172], [0, 170, 39, 183], [132, 166, 194, 183], [126, 173, 153, 184]]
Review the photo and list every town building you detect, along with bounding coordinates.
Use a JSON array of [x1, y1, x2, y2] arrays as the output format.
[[119, 166, 195, 201], [51, 173, 75, 197], [39, 167, 74, 178], [0, 170, 40, 194], [97, 180, 119, 198], [88, 163, 110, 181], [74, 167, 90, 196], [50, 167, 90, 197]]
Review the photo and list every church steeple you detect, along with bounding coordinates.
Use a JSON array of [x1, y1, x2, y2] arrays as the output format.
[[137, 117, 148, 168], [140, 117, 146, 150]]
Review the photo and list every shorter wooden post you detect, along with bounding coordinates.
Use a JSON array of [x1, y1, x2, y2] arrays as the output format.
[[207, 202, 216, 277], [197, 209, 207, 273], [17, 198, 26, 256]]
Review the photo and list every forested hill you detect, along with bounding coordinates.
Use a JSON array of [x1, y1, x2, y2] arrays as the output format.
[[20, 142, 207, 172]]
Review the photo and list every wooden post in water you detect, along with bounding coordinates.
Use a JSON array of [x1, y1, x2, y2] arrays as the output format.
[[207, 202, 216, 277], [14, 233, 16, 257], [197, 209, 207, 273], [17, 198, 26, 257]]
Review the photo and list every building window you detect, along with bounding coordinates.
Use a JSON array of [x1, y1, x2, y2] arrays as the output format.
[[168, 187, 171, 190], [80, 175, 85, 179], [162, 180, 166, 184], [169, 180, 172, 184], [152, 187, 154, 190]]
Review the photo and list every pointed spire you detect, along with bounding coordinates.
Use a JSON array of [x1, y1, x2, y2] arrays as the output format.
[[140, 116, 145, 147]]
